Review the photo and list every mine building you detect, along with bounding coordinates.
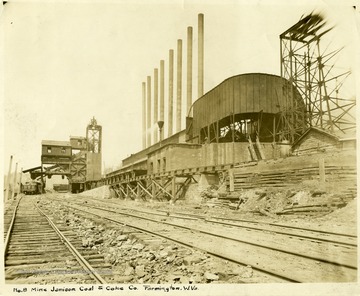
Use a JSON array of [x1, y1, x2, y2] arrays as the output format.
[[24, 117, 103, 193], [104, 13, 356, 202]]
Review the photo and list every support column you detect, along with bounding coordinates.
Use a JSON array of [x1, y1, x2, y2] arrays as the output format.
[[152, 181, 156, 201], [6, 155, 13, 201], [18, 168, 23, 195], [11, 162, 18, 200], [171, 176, 176, 201], [137, 183, 141, 200]]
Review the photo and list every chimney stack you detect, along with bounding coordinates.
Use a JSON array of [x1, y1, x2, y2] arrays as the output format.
[[187, 26, 193, 115], [142, 82, 146, 149], [198, 13, 204, 98], [168, 49, 174, 137], [147, 76, 152, 146], [176, 39, 182, 133], [160, 60, 165, 140], [153, 68, 159, 143]]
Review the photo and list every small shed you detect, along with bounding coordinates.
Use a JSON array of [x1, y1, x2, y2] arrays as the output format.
[[292, 127, 356, 155]]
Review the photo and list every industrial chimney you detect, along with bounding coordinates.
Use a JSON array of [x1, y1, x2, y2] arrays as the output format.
[[176, 39, 182, 133], [187, 26, 193, 115], [198, 13, 204, 98], [168, 49, 174, 137]]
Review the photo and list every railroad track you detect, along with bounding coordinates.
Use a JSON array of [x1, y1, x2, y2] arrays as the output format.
[[56, 195, 358, 247], [49, 196, 357, 283], [4, 195, 109, 284]]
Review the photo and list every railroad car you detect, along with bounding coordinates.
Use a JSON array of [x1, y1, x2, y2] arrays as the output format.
[[22, 181, 42, 195]]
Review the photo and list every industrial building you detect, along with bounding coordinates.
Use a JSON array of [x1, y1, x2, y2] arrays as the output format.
[[22, 13, 356, 200], [24, 117, 103, 193], [104, 13, 356, 202]]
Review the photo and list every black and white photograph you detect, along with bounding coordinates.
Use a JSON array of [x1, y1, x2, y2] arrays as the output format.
[[2, 0, 359, 295]]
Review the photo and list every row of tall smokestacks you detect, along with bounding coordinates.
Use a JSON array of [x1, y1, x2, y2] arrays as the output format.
[[142, 13, 204, 149]]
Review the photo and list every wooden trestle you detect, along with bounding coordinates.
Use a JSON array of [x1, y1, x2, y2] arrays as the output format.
[[106, 164, 234, 202]]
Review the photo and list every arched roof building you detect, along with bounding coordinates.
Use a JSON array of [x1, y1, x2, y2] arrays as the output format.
[[187, 73, 305, 144]]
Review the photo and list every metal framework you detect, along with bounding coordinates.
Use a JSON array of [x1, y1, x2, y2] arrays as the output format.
[[86, 117, 102, 153], [279, 13, 355, 142]]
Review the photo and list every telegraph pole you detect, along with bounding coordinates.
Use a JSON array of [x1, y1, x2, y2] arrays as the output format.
[[6, 155, 13, 201]]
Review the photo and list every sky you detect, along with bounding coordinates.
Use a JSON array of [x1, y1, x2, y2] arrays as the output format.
[[1, 0, 358, 176]]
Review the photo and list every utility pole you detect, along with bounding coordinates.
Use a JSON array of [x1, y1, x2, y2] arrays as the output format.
[[11, 163, 18, 200], [18, 168, 23, 195], [6, 155, 13, 201]]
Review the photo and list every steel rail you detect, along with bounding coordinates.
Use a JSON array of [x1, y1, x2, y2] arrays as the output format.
[[121, 207, 357, 247], [57, 202, 297, 283], [4, 195, 24, 257], [35, 205, 107, 284], [73, 202, 357, 269], [55, 195, 357, 246]]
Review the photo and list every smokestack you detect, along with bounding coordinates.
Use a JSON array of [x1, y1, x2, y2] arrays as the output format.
[[153, 68, 159, 143], [176, 39, 182, 133], [142, 82, 146, 149], [198, 13, 204, 98], [147, 76, 152, 146], [168, 49, 174, 137], [160, 60, 165, 140], [187, 26, 193, 115]]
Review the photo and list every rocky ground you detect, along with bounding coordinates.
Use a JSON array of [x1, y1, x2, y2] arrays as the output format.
[[41, 196, 267, 284], [5, 178, 357, 284]]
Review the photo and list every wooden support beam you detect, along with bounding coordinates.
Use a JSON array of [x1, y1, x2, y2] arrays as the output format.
[[152, 179, 174, 200], [137, 181, 153, 199], [256, 136, 266, 160], [136, 183, 141, 199], [119, 185, 127, 199], [126, 184, 136, 199], [248, 137, 258, 161], [171, 176, 176, 201], [174, 176, 192, 201]]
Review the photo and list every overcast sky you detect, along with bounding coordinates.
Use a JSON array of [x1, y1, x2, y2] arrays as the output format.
[[2, 0, 358, 175]]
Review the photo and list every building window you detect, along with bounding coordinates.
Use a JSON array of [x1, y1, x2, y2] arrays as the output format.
[[47, 147, 52, 153], [78, 140, 82, 146], [61, 147, 66, 154], [157, 159, 161, 173], [163, 157, 166, 171]]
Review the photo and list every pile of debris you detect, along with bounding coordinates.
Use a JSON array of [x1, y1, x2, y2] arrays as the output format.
[[199, 185, 354, 217], [47, 200, 256, 284]]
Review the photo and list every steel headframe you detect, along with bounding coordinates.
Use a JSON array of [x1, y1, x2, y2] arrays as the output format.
[[86, 116, 102, 153], [279, 13, 355, 142]]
